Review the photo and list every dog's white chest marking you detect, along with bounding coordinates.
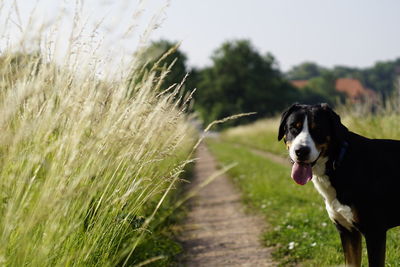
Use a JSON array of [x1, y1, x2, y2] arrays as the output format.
[[312, 158, 354, 230]]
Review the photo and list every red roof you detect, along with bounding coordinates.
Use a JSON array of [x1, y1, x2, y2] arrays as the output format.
[[291, 80, 309, 89], [335, 78, 365, 98], [290, 78, 377, 102]]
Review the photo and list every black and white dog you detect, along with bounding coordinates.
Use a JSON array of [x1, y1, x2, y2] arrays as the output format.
[[278, 103, 400, 267]]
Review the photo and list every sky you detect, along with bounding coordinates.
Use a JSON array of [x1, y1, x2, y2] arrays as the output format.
[[7, 0, 400, 72], [151, 0, 400, 71]]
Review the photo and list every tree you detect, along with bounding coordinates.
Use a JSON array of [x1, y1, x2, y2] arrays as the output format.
[[130, 40, 189, 91], [360, 59, 400, 98], [196, 39, 298, 128], [303, 72, 345, 105], [289, 58, 400, 99], [286, 62, 327, 80], [0, 52, 42, 84], [331, 65, 360, 79]]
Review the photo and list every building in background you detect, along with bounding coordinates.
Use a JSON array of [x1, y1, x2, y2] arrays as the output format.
[[291, 78, 377, 103]]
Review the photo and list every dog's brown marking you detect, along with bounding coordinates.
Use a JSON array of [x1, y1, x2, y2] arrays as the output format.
[[351, 206, 360, 224], [317, 143, 329, 150], [315, 136, 332, 156], [340, 229, 362, 267], [286, 141, 292, 150], [340, 206, 361, 266], [310, 122, 317, 130], [316, 142, 329, 156]]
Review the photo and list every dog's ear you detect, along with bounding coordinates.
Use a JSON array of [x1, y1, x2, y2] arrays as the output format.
[[278, 104, 300, 141], [321, 103, 348, 142]]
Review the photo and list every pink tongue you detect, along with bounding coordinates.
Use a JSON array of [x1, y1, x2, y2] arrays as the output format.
[[291, 162, 313, 185]]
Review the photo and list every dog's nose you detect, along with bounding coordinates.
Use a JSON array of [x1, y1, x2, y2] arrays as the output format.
[[295, 146, 310, 159]]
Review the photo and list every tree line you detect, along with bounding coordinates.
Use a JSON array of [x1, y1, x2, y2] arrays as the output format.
[[140, 39, 352, 128], [141, 39, 400, 128], [287, 60, 400, 100]]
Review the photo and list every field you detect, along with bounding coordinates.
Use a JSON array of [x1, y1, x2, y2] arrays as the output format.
[[209, 110, 400, 266]]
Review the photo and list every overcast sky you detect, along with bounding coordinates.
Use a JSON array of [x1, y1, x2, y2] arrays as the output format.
[[11, 0, 400, 72]]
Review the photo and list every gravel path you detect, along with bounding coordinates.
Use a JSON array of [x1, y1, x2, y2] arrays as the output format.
[[178, 143, 276, 266]]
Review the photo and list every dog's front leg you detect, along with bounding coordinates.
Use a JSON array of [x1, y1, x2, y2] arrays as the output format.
[[336, 224, 362, 267], [365, 230, 386, 267]]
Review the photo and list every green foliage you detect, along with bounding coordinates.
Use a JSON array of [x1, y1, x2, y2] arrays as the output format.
[[131, 40, 191, 92], [302, 72, 346, 105], [133, 40, 400, 130], [134, 39, 354, 130], [331, 65, 360, 78], [195, 39, 298, 128], [289, 58, 400, 99], [286, 62, 327, 81], [360, 58, 400, 97]]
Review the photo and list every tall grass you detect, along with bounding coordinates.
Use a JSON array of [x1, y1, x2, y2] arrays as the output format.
[[0, 2, 196, 266], [339, 98, 400, 139]]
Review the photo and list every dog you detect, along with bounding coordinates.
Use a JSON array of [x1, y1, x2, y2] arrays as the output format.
[[278, 103, 400, 267]]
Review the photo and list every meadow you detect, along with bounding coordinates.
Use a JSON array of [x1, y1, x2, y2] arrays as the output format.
[[209, 107, 400, 266]]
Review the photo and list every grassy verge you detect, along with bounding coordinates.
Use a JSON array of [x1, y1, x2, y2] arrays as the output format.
[[0, 3, 197, 266], [221, 118, 286, 156], [344, 114, 400, 140], [0, 52, 196, 266], [129, 162, 195, 267], [207, 139, 400, 266]]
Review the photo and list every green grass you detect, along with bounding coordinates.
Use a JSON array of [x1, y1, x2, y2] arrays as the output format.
[[123, 162, 195, 267], [222, 118, 286, 156], [207, 139, 400, 266], [344, 114, 400, 140]]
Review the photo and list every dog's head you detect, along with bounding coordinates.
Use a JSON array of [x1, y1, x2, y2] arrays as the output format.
[[278, 103, 348, 185]]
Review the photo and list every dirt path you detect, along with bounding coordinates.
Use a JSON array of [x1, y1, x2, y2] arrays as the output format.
[[178, 143, 276, 266]]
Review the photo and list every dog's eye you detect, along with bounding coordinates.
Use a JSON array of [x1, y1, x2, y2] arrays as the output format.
[[289, 125, 300, 134]]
